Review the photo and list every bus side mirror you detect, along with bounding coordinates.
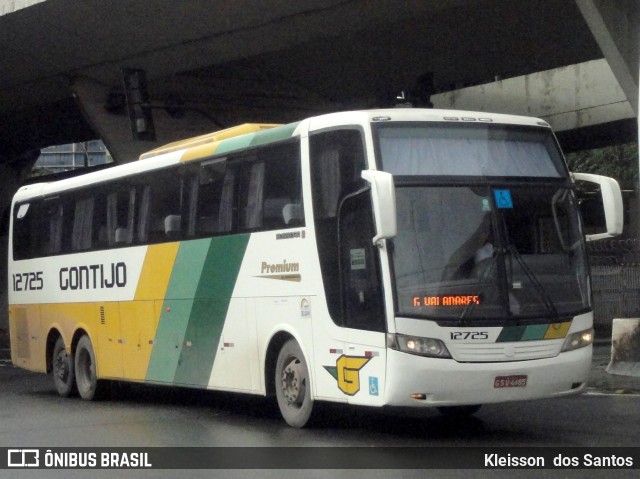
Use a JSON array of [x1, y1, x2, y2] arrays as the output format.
[[572, 172, 623, 241], [361, 170, 397, 245]]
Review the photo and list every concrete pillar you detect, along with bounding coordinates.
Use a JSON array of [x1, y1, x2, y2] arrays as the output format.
[[578, 1, 640, 353], [576, 0, 639, 116]]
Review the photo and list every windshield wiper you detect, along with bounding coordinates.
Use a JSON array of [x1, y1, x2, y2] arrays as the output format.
[[507, 244, 558, 319], [458, 247, 498, 323]]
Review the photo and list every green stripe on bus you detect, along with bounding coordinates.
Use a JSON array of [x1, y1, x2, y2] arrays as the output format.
[[146, 235, 250, 385], [214, 134, 256, 155], [249, 123, 299, 147], [145, 239, 211, 383], [496, 325, 526, 342], [214, 123, 299, 156], [497, 323, 559, 342], [521, 324, 549, 341], [173, 234, 250, 386]]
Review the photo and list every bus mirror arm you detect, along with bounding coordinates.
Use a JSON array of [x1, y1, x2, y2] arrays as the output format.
[[361, 170, 397, 245]]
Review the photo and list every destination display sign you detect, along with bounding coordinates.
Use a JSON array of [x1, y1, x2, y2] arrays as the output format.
[[412, 294, 481, 307]]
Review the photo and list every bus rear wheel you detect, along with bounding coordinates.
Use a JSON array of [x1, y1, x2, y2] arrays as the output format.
[[75, 335, 105, 400], [52, 336, 75, 397], [275, 339, 314, 428]]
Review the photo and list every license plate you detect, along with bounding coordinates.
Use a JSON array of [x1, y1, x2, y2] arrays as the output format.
[[494, 375, 527, 388]]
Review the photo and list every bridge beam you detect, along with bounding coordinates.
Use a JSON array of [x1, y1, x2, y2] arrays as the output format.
[[432, 59, 636, 149]]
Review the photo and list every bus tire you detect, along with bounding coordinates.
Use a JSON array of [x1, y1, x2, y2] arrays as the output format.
[[74, 335, 104, 401], [52, 336, 76, 397], [437, 404, 482, 417], [275, 339, 314, 428]]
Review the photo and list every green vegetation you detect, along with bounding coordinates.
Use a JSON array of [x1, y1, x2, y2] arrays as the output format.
[[566, 143, 639, 190]]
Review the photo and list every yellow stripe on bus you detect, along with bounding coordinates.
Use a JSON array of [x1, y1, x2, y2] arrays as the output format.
[[544, 321, 571, 339], [134, 243, 180, 301], [140, 124, 279, 162], [180, 142, 221, 163], [111, 243, 181, 381]]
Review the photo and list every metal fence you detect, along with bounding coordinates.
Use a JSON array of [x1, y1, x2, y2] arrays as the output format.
[[588, 239, 640, 332]]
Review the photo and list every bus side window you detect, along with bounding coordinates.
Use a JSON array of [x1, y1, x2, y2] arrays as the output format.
[[135, 172, 190, 245], [12, 201, 45, 260], [218, 161, 239, 234], [93, 191, 109, 249], [187, 157, 239, 238], [240, 141, 303, 232], [264, 141, 303, 229], [107, 188, 135, 246], [11, 203, 30, 260], [137, 169, 185, 243], [71, 196, 95, 252], [241, 154, 264, 230], [46, 201, 64, 255]]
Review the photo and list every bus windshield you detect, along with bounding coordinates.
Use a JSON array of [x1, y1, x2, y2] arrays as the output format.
[[390, 184, 589, 322], [374, 122, 589, 323]]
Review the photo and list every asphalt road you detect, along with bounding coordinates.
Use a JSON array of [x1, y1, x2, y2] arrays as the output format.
[[0, 343, 638, 478]]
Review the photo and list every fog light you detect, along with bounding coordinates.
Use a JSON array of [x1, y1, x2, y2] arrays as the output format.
[[410, 393, 426, 400]]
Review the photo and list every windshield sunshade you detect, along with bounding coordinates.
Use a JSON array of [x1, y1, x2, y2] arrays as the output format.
[[377, 123, 566, 178]]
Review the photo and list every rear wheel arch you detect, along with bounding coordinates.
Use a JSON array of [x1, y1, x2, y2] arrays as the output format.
[[45, 328, 63, 373], [45, 327, 91, 372]]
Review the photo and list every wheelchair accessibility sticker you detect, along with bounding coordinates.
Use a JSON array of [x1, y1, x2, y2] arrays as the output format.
[[369, 376, 379, 396], [494, 189, 513, 209]]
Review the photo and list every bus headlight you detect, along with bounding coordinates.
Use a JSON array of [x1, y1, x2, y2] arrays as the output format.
[[387, 333, 452, 358], [561, 328, 594, 352]]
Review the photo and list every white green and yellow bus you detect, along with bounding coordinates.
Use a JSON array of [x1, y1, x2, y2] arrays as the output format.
[[8, 109, 623, 427]]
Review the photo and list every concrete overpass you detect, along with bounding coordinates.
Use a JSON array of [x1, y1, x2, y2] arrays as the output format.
[[433, 58, 638, 151], [0, 0, 638, 332], [0, 1, 637, 163]]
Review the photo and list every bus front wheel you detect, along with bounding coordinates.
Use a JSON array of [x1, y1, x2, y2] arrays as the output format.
[[52, 336, 75, 397], [275, 339, 314, 428], [75, 335, 104, 401]]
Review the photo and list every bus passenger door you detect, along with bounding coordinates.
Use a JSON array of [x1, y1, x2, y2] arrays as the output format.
[[308, 128, 388, 406], [337, 190, 387, 406]]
